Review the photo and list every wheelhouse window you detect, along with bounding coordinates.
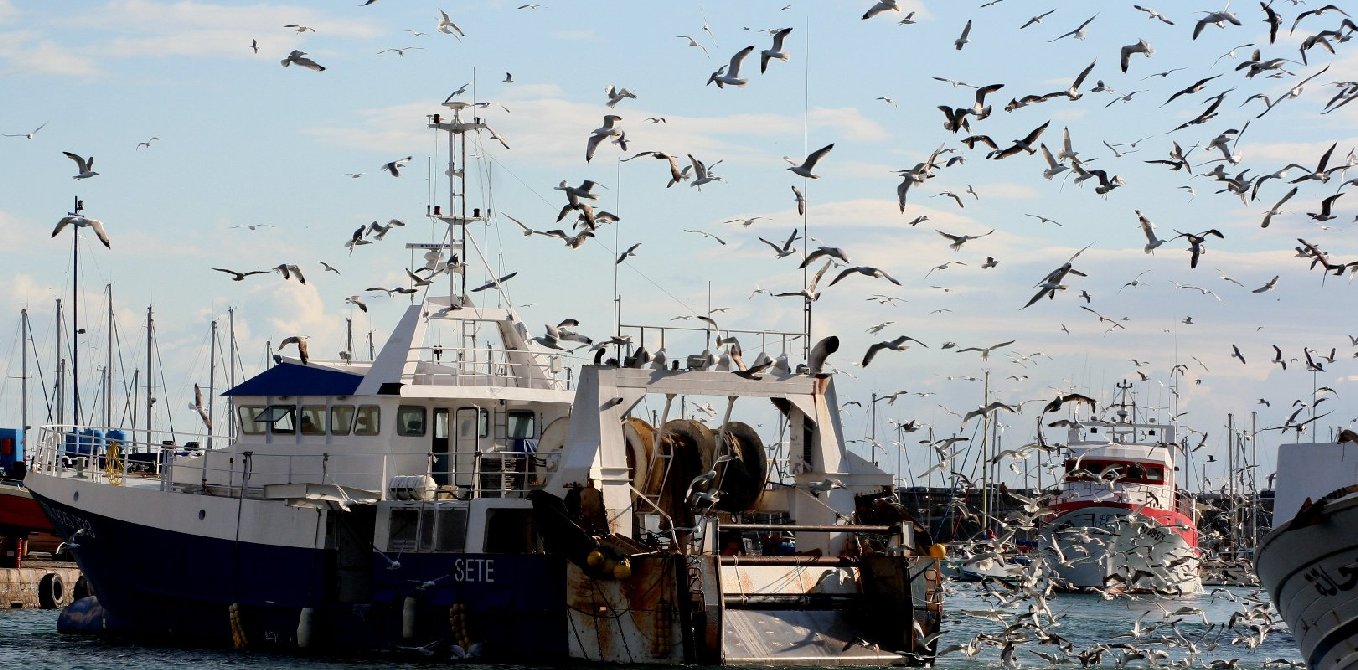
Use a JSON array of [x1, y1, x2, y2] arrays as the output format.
[[507, 410, 536, 439], [397, 406, 427, 437], [237, 405, 266, 435], [299, 405, 326, 435], [254, 405, 296, 434], [354, 405, 380, 436], [330, 405, 354, 436]]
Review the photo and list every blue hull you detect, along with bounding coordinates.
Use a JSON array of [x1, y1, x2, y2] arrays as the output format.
[[34, 494, 568, 659]]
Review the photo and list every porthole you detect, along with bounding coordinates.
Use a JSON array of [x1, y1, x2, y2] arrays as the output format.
[[198, 510, 206, 520]]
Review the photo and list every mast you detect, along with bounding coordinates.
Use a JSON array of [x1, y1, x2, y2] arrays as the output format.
[[345, 317, 353, 360], [55, 299, 63, 425], [71, 197, 81, 427], [106, 283, 113, 429], [208, 319, 217, 449], [20, 309, 27, 446], [145, 306, 153, 446], [228, 307, 236, 442], [428, 102, 484, 300]]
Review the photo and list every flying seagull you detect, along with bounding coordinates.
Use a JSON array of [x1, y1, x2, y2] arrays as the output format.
[[2, 121, 47, 139], [787, 143, 834, 178], [382, 156, 413, 177], [707, 45, 755, 88], [213, 267, 267, 281], [471, 271, 517, 293], [61, 152, 98, 179], [279, 335, 311, 365], [52, 215, 110, 247], [760, 27, 793, 73], [280, 50, 325, 71], [862, 335, 925, 367]]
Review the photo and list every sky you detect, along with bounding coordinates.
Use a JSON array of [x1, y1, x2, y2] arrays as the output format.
[[1, 0, 1356, 494]]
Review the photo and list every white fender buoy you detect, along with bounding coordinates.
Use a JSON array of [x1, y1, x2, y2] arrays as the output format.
[[296, 607, 314, 649], [402, 596, 417, 640]]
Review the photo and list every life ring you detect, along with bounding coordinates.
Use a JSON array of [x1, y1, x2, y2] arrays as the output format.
[[38, 572, 64, 609]]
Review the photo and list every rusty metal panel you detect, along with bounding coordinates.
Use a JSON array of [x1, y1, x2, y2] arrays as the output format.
[[564, 555, 686, 664]]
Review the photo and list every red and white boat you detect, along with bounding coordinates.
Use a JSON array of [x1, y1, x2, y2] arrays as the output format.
[[1037, 387, 1201, 595]]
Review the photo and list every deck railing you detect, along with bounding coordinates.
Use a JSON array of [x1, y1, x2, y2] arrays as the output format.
[[30, 424, 561, 502]]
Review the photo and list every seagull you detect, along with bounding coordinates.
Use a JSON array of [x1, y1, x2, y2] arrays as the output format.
[[791, 184, 806, 214], [688, 154, 724, 188], [1137, 210, 1163, 253], [829, 266, 901, 287], [954, 19, 973, 50], [1133, 5, 1174, 25], [382, 155, 412, 177], [963, 401, 1018, 423], [213, 267, 267, 281], [274, 263, 306, 284], [1231, 344, 1246, 364], [2, 121, 47, 139], [191, 383, 212, 430], [1260, 187, 1297, 228], [862, 335, 925, 367], [279, 335, 311, 365], [683, 229, 726, 245], [707, 45, 755, 88], [437, 10, 465, 38], [585, 116, 623, 162], [61, 152, 98, 179], [604, 84, 636, 108], [1308, 193, 1344, 222], [377, 46, 423, 56], [786, 143, 833, 178], [1020, 9, 1056, 29], [1194, 8, 1242, 39], [471, 271, 517, 293], [759, 228, 801, 258], [955, 340, 1015, 359], [937, 229, 994, 251], [723, 216, 766, 227], [52, 215, 110, 247], [807, 335, 839, 376], [1253, 275, 1280, 293], [280, 50, 325, 72], [760, 27, 793, 73], [1050, 14, 1098, 42], [1039, 144, 1067, 180], [800, 246, 849, 268], [136, 137, 159, 150], [344, 295, 368, 312], [283, 24, 315, 32], [1120, 39, 1153, 73], [676, 34, 709, 55], [861, 0, 900, 20], [1172, 229, 1224, 268], [616, 242, 641, 264]]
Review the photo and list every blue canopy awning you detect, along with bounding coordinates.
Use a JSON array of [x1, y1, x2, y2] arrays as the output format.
[[223, 362, 363, 397]]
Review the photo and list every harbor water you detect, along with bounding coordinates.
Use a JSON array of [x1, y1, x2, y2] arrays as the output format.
[[0, 584, 1305, 668]]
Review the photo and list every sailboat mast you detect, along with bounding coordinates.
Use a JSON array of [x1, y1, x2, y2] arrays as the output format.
[[106, 283, 113, 429], [228, 307, 236, 442], [71, 196, 81, 427], [208, 319, 217, 449], [20, 309, 27, 447], [145, 306, 153, 446], [55, 299, 63, 425]]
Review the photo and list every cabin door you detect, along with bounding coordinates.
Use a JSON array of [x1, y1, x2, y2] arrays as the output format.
[[454, 407, 481, 496], [432, 408, 450, 487]]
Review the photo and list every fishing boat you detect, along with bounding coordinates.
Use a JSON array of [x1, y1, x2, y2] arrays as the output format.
[[1036, 382, 1201, 595], [1256, 437, 1358, 670], [24, 98, 942, 665]]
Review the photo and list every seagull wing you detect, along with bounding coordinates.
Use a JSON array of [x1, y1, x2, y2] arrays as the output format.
[[726, 46, 755, 78]]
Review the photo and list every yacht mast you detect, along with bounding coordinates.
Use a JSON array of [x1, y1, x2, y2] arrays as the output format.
[[20, 309, 27, 446], [145, 306, 153, 445], [55, 299, 62, 425], [70, 196, 81, 427], [208, 319, 217, 449], [228, 307, 236, 442], [106, 283, 113, 429]]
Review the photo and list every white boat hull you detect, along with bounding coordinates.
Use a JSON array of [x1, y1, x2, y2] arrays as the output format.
[[1039, 504, 1201, 595], [1257, 495, 1358, 670]]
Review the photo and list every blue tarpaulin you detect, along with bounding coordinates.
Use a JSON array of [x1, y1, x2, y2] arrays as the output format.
[[223, 362, 363, 397]]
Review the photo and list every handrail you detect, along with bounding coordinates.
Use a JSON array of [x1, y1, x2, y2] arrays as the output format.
[[29, 424, 561, 502]]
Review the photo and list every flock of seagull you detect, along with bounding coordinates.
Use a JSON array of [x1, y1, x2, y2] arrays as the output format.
[[16, 3, 1358, 665]]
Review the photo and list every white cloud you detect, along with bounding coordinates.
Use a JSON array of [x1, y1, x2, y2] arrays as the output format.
[[0, 31, 100, 76]]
